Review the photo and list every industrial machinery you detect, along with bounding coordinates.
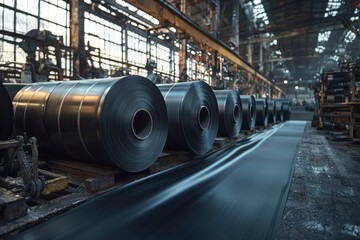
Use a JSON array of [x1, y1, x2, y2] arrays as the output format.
[[18, 29, 64, 83], [316, 60, 360, 141]]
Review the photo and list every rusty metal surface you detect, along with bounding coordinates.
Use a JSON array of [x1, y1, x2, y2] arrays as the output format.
[[16, 121, 306, 240]]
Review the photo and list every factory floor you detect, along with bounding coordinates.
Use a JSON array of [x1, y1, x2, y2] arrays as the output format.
[[276, 122, 360, 239]]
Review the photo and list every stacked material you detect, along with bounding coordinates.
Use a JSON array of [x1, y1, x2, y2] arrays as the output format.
[[12, 77, 168, 172], [240, 95, 256, 131], [158, 81, 219, 155], [214, 90, 242, 137]]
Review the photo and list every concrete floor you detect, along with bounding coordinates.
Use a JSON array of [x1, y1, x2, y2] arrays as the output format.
[[276, 122, 360, 239]]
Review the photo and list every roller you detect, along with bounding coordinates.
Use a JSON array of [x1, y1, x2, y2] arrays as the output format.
[[157, 81, 218, 155], [267, 100, 276, 124], [255, 98, 268, 128], [0, 83, 14, 160], [213, 90, 242, 137], [240, 95, 256, 131], [13, 76, 168, 172]]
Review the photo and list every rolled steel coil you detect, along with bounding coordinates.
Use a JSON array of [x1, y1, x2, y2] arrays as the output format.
[[239, 95, 256, 131], [13, 76, 168, 172], [0, 83, 13, 160], [276, 99, 291, 121], [255, 98, 268, 128], [214, 90, 242, 137], [267, 100, 276, 124], [3, 83, 30, 100], [157, 81, 218, 155], [275, 100, 284, 122]]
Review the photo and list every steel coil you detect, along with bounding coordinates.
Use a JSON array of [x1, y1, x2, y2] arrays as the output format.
[[157, 81, 219, 155], [0, 83, 13, 160], [239, 95, 256, 131], [275, 99, 291, 121], [267, 100, 276, 124], [275, 100, 284, 122], [213, 90, 242, 137], [3, 83, 30, 100], [255, 98, 268, 128], [13, 82, 62, 146], [13, 76, 168, 172]]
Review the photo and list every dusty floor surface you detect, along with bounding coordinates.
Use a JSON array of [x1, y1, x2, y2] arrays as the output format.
[[276, 122, 360, 239]]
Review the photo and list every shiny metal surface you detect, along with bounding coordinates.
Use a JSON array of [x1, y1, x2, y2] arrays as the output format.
[[0, 83, 13, 159], [255, 98, 268, 128], [157, 81, 219, 155], [13, 82, 61, 150], [240, 95, 256, 130], [267, 100, 277, 124], [13, 77, 168, 172], [16, 121, 306, 240], [214, 90, 242, 137]]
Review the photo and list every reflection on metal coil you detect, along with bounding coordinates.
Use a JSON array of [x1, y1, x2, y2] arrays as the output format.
[[0, 83, 13, 160], [240, 95, 256, 131], [214, 90, 242, 137], [157, 81, 219, 155], [13, 77, 168, 172], [255, 99, 268, 128], [267, 100, 276, 124]]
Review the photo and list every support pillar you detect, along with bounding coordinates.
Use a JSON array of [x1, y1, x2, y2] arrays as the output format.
[[71, 0, 85, 77]]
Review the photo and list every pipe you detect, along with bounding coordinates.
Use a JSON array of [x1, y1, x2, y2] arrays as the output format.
[[239, 95, 256, 131], [157, 81, 219, 155], [214, 90, 242, 137], [13, 76, 168, 172], [255, 98, 268, 128]]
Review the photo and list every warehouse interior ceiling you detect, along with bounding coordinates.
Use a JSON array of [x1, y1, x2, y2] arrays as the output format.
[[234, 0, 359, 83]]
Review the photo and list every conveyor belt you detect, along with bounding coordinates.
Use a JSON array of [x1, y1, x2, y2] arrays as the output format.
[[17, 121, 306, 240]]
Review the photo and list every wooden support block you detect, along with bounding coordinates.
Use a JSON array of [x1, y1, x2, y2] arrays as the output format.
[[0, 188, 28, 223], [84, 176, 115, 193], [39, 169, 68, 194]]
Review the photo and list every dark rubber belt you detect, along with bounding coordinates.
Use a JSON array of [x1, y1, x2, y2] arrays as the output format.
[[157, 81, 219, 155], [214, 90, 242, 137], [16, 121, 306, 240], [13, 77, 168, 172]]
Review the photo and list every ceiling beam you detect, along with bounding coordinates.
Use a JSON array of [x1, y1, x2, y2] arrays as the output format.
[[239, 22, 345, 44], [126, 0, 284, 94]]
